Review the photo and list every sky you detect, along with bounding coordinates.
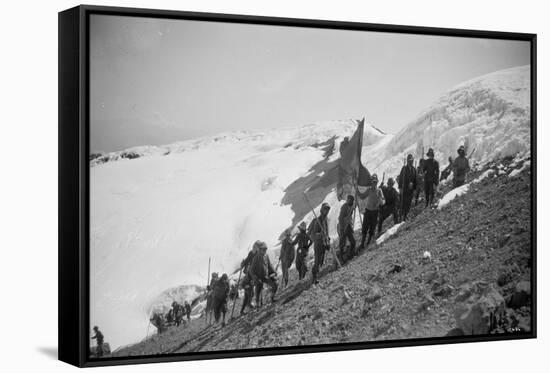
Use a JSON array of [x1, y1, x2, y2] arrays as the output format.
[[89, 14, 530, 153]]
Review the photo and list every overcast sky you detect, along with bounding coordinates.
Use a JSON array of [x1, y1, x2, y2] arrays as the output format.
[[90, 14, 529, 153]]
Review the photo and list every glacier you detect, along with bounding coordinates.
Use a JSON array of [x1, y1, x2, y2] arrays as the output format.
[[90, 65, 530, 349]]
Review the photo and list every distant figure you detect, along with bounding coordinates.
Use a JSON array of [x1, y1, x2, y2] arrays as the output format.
[[398, 154, 417, 221], [250, 241, 278, 305], [415, 158, 425, 206], [308, 203, 331, 284], [279, 229, 296, 287], [211, 273, 230, 326], [294, 222, 312, 280], [338, 195, 356, 263], [378, 177, 399, 235], [184, 301, 192, 322], [208, 272, 219, 291], [91, 326, 104, 357], [359, 174, 385, 248], [339, 137, 350, 157], [172, 301, 184, 326], [452, 145, 470, 188], [165, 308, 174, 325], [229, 282, 239, 301], [240, 241, 261, 315], [440, 156, 453, 181], [150, 313, 166, 334], [205, 272, 219, 323], [423, 148, 440, 207]]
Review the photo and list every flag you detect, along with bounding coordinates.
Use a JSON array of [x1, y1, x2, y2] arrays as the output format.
[[337, 119, 371, 199]]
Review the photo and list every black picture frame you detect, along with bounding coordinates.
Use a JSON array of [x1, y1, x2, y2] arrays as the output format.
[[59, 4, 537, 368]]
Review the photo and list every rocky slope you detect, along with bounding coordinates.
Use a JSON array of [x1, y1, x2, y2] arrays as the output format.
[[111, 156, 532, 357]]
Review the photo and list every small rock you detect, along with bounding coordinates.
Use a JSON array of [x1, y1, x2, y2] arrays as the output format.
[[497, 272, 513, 287], [433, 284, 454, 297], [424, 270, 439, 284], [388, 264, 403, 274], [498, 234, 511, 248], [508, 281, 531, 309], [417, 295, 435, 313], [454, 283, 505, 335], [312, 309, 323, 321], [341, 290, 352, 305], [365, 285, 383, 304], [445, 328, 465, 337]]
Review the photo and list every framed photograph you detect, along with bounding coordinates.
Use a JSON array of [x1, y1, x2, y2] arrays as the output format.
[[59, 5, 536, 367]]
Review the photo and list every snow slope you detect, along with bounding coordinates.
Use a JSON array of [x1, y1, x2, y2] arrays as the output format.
[[90, 65, 530, 349], [90, 120, 387, 349], [364, 65, 531, 179]]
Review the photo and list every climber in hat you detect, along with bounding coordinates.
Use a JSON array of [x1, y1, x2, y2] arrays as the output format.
[[359, 173, 385, 248], [91, 326, 105, 357], [398, 154, 417, 221], [308, 203, 331, 284], [452, 145, 470, 188], [423, 148, 440, 207]]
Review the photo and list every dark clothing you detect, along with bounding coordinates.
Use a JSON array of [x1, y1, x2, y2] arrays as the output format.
[[398, 163, 417, 220], [423, 158, 439, 207], [280, 237, 295, 285], [311, 240, 326, 282], [338, 202, 356, 261], [250, 253, 276, 281], [254, 277, 278, 305], [211, 278, 229, 324], [92, 330, 104, 345], [173, 303, 184, 326], [185, 303, 192, 321], [381, 185, 399, 209], [151, 313, 166, 334], [338, 224, 356, 262], [280, 237, 296, 266], [401, 192, 414, 220], [308, 216, 329, 283], [308, 216, 329, 246], [378, 185, 399, 234], [398, 164, 417, 192], [423, 158, 440, 185], [295, 246, 308, 280], [424, 180, 436, 206], [294, 230, 312, 250], [250, 253, 278, 304], [338, 202, 354, 233], [240, 275, 254, 314], [452, 155, 470, 187], [294, 230, 311, 280], [229, 284, 239, 300], [361, 208, 379, 247], [415, 167, 424, 205], [92, 330, 105, 357], [241, 250, 257, 275]]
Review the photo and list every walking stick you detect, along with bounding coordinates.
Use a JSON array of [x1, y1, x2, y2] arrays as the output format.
[[302, 192, 342, 268], [205, 257, 211, 325], [399, 157, 407, 221], [230, 267, 243, 319], [206, 257, 211, 289]]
